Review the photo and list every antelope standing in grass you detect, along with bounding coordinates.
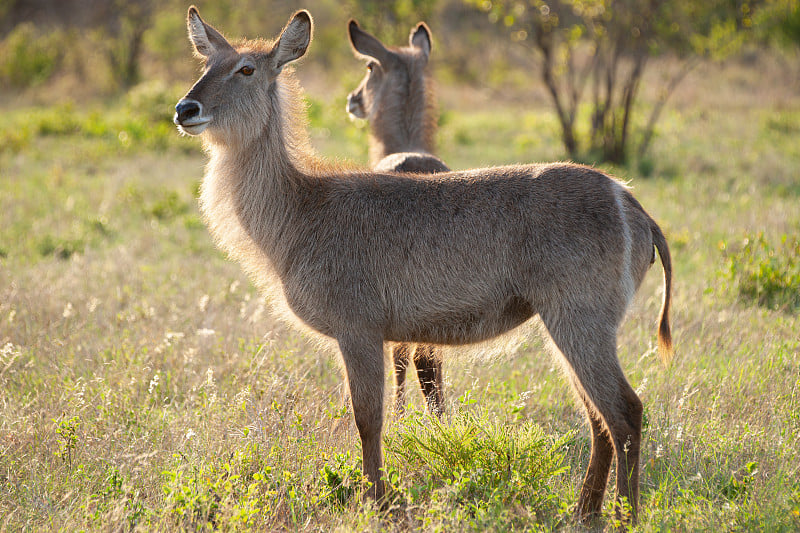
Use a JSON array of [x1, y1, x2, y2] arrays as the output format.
[[174, 7, 673, 524], [347, 19, 448, 417]]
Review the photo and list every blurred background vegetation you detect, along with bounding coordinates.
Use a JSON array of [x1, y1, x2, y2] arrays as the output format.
[[1, 0, 798, 164]]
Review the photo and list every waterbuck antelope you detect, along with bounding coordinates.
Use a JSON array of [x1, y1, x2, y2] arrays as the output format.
[[174, 7, 673, 523], [348, 19, 449, 417]]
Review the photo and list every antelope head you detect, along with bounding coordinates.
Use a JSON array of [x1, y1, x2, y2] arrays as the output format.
[[346, 20, 432, 120], [174, 6, 312, 143]]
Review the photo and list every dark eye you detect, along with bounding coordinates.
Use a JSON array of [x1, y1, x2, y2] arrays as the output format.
[[367, 62, 375, 72], [238, 65, 254, 76]]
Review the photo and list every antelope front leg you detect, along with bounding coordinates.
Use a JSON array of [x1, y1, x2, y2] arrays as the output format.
[[337, 333, 386, 500]]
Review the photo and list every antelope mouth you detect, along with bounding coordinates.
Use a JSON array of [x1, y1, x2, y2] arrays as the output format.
[[175, 116, 212, 136]]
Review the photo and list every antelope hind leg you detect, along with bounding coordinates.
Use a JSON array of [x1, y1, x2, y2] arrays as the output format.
[[413, 344, 444, 417], [392, 343, 411, 415], [541, 311, 642, 524], [575, 400, 615, 521]]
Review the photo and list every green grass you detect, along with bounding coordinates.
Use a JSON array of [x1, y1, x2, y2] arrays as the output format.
[[1, 61, 800, 531]]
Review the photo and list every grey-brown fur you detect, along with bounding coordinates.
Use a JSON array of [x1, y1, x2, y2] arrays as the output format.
[[174, 8, 673, 525], [348, 19, 448, 417]]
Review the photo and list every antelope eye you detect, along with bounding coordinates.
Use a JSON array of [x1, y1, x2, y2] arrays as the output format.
[[366, 62, 376, 72], [238, 65, 255, 76]]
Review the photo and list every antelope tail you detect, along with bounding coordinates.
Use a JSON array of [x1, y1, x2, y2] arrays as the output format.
[[650, 220, 673, 365]]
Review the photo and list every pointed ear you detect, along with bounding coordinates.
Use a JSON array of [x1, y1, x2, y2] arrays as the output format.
[[348, 19, 390, 65], [410, 22, 432, 59], [273, 10, 313, 72], [187, 6, 234, 57]]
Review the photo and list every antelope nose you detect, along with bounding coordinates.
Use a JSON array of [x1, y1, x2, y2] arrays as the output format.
[[174, 100, 201, 124], [346, 92, 362, 116]]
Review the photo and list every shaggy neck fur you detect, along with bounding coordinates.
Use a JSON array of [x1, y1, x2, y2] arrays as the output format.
[[198, 69, 325, 301], [369, 60, 437, 164]]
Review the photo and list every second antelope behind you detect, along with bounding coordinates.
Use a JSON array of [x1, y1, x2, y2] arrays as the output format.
[[174, 7, 673, 526], [348, 19, 449, 417]]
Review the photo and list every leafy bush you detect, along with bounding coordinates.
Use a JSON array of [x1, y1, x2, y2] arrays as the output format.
[[725, 232, 800, 312], [0, 23, 63, 87], [384, 412, 573, 526]]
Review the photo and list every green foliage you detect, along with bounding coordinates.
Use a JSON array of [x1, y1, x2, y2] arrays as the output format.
[[102, 1, 153, 88], [724, 233, 800, 312], [0, 97, 185, 156], [345, 0, 439, 43], [143, 7, 186, 65], [384, 412, 572, 526], [319, 451, 364, 507], [54, 415, 81, 468], [162, 461, 223, 528], [0, 23, 63, 87], [125, 80, 180, 125], [162, 451, 268, 529], [37, 234, 85, 260], [85, 467, 148, 529], [147, 190, 190, 220], [754, 0, 800, 48], [718, 461, 758, 501]]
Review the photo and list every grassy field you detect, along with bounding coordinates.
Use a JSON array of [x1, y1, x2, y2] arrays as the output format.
[[1, 54, 799, 532]]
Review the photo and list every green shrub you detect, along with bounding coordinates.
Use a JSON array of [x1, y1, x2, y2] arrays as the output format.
[[37, 234, 85, 260], [0, 125, 31, 153], [0, 23, 62, 87], [147, 190, 190, 220], [33, 105, 82, 136], [725, 232, 800, 312], [384, 412, 572, 526]]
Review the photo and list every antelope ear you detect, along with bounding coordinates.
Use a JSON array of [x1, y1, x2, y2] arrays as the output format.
[[410, 22, 431, 59], [273, 10, 313, 71], [187, 6, 234, 57], [348, 19, 390, 65]]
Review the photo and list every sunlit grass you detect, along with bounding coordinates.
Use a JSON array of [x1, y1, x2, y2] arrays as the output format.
[[1, 61, 799, 531]]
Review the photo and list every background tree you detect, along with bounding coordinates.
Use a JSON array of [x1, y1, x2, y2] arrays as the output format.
[[105, 0, 154, 88], [467, 0, 756, 164]]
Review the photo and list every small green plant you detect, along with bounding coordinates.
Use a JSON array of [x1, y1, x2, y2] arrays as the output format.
[[162, 459, 225, 529], [724, 233, 800, 312], [319, 451, 364, 507], [790, 483, 800, 523], [718, 461, 758, 501], [54, 415, 81, 468]]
